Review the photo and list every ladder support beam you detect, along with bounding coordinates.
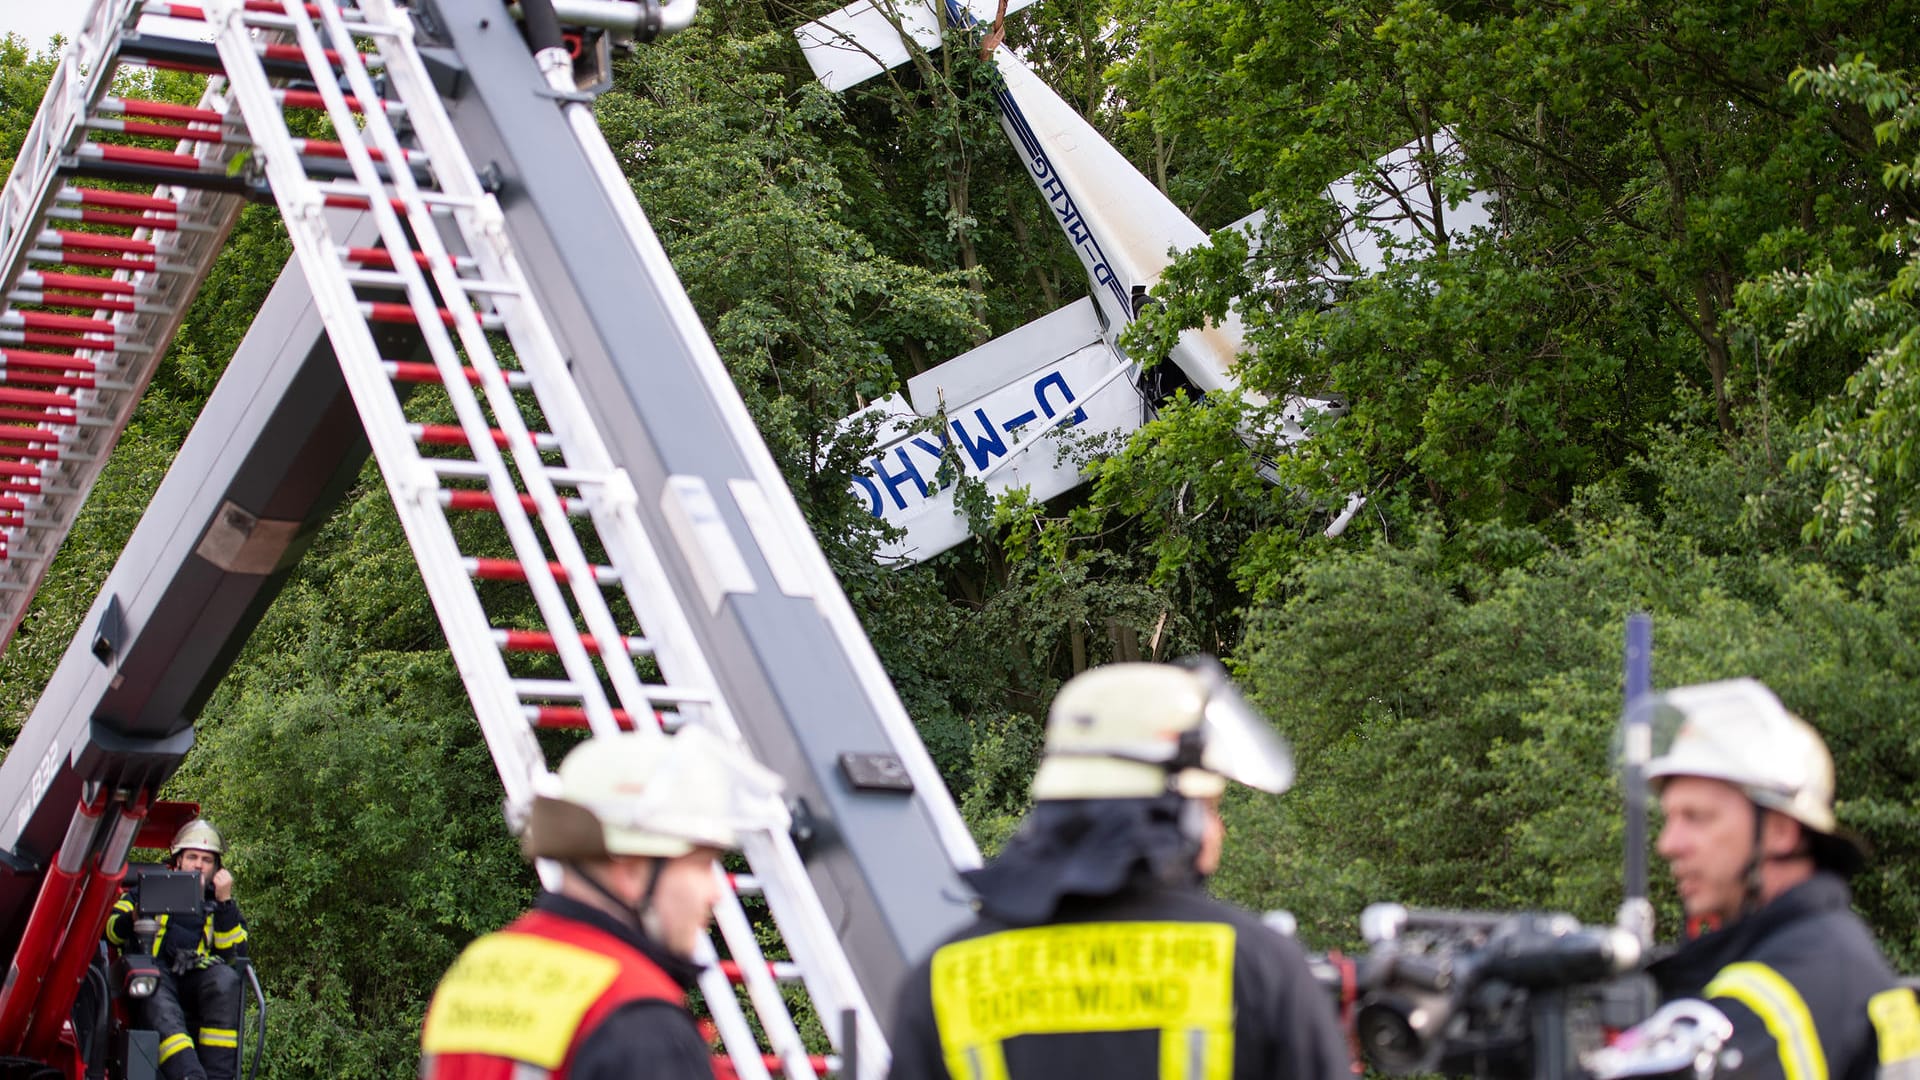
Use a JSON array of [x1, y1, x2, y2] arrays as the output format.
[[4, 4, 981, 1068], [416, 0, 978, 1019], [0, 240, 389, 975]]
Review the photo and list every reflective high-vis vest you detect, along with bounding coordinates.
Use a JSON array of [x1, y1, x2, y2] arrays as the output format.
[[105, 894, 248, 960], [1870, 988, 1920, 1080], [1709, 962, 1830, 1080], [928, 921, 1237, 1080], [420, 910, 686, 1080], [1706, 963, 1920, 1080]]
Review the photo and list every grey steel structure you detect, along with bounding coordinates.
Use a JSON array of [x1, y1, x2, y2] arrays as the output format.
[[0, 240, 384, 949], [408, 0, 980, 1009], [0, 0, 978, 1063]]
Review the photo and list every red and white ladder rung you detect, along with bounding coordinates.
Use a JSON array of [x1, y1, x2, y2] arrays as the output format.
[[191, 0, 884, 1075], [0, 0, 256, 649]]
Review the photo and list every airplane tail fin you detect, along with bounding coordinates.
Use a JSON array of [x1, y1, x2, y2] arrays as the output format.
[[794, 0, 1038, 91]]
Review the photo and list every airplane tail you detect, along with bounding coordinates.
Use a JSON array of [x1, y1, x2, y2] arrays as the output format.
[[795, 0, 1038, 91]]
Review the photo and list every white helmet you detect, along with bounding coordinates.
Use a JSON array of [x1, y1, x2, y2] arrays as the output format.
[[1028, 659, 1295, 801], [523, 725, 788, 860], [1644, 678, 1855, 856], [171, 818, 225, 860]]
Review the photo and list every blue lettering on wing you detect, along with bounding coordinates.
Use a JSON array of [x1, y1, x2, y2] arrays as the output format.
[[1090, 262, 1128, 310], [992, 89, 1133, 314], [912, 435, 955, 493], [952, 408, 1010, 471], [851, 429, 964, 520], [852, 473, 884, 518], [1035, 372, 1088, 426], [872, 448, 932, 511]]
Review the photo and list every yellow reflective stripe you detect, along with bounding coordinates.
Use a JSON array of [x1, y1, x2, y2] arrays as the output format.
[[952, 1040, 1009, 1080], [1158, 1023, 1231, 1080], [105, 899, 134, 946], [158, 1034, 195, 1062], [213, 925, 248, 948], [198, 1028, 239, 1049], [1159, 1029, 1186, 1080], [420, 932, 620, 1069], [1871, 989, 1920, 1066], [1706, 962, 1827, 1080], [153, 913, 215, 956], [929, 922, 1236, 1080]]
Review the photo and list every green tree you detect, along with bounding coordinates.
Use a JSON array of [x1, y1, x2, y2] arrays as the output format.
[[0, 34, 57, 178], [1224, 444, 1920, 968], [1106, 0, 1919, 557], [1739, 59, 1920, 548]]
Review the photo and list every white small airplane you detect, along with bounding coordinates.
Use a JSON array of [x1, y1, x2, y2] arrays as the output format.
[[796, 0, 1490, 563]]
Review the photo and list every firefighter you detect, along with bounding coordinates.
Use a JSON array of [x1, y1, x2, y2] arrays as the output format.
[[886, 659, 1351, 1080], [419, 725, 786, 1080], [1643, 678, 1920, 1080], [104, 818, 247, 1080]]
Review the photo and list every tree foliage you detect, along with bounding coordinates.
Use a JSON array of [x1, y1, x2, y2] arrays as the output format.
[[1740, 58, 1920, 547], [1225, 444, 1920, 970], [2, 2, 1920, 1076]]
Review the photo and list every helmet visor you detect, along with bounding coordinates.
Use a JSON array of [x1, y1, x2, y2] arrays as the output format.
[[1612, 694, 1686, 779], [1182, 658, 1296, 794]]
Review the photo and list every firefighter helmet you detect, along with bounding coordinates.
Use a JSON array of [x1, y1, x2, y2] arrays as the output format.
[[1645, 678, 1840, 834], [1029, 658, 1295, 801], [522, 725, 787, 861], [170, 818, 225, 859], [1644, 678, 1864, 873]]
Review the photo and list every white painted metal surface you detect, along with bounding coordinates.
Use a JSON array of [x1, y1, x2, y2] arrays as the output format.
[[198, 0, 889, 1072], [798, 0, 1484, 562], [847, 298, 1138, 562]]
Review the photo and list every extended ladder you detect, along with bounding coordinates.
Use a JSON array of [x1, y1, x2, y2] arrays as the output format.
[[0, 0, 256, 650], [171, 0, 884, 1074]]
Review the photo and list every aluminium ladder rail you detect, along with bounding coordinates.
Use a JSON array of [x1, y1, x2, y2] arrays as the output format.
[[192, 0, 884, 1075], [0, 0, 254, 651]]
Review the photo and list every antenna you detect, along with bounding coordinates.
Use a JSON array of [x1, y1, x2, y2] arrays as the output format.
[[1618, 613, 1655, 947]]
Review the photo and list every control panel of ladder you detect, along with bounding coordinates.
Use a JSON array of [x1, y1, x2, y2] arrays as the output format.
[[0, 2, 975, 1078]]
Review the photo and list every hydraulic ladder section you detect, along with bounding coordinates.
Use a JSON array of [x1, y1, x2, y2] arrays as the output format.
[[0, 0, 259, 652], [0, 232, 401, 1073], [0, 0, 980, 1074], [172, 0, 904, 1074], [419, 0, 980, 1018]]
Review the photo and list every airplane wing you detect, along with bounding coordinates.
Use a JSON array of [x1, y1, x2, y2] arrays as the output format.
[[795, 0, 1042, 91], [796, 0, 1476, 557], [1229, 128, 1496, 276], [843, 298, 1141, 563]]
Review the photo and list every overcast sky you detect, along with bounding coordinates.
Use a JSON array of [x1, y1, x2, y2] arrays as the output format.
[[1, 1, 86, 53], [1, 2, 209, 58]]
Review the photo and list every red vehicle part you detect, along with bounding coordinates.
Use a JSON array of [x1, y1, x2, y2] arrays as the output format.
[[24, 798, 149, 1061]]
